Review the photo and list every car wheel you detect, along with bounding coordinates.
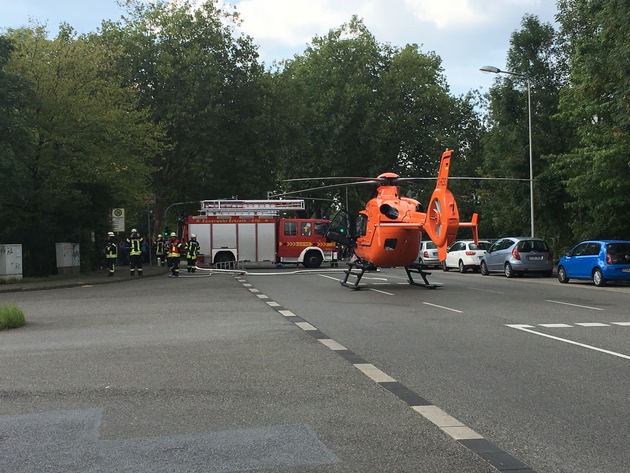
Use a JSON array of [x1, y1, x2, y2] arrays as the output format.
[[557, 266, 569, 283], [442, 261, 449, 272], [458, 260, 466, 273], [480, 261, 489, 276], [504, 262, 514, 278], [592, 268, 606, 287]]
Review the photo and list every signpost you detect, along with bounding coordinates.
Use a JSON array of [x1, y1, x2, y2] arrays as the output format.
[[112, 208, 125, 232]]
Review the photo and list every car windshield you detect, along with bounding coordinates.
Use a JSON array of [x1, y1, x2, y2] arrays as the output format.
[[517, 240, 548, 252]]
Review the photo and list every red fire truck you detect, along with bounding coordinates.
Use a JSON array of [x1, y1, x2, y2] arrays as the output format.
[[183, 199, 337, 268]]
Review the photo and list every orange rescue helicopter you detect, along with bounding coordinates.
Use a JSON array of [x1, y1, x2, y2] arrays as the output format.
[[279, 149, 479, 289]]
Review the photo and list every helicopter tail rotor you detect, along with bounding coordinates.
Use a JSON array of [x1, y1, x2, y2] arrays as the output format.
[[423, 150, 461, 261]]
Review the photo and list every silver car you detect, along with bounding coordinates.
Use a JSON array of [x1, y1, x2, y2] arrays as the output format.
[[480, 237, 554, 278], [418, 240, 440, 268]]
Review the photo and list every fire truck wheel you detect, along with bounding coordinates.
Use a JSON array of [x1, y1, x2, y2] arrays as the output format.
[[214, 252, 235, 268], [303, 251, 323, 269]]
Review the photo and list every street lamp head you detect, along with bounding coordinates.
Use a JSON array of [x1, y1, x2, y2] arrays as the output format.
[[480, 65, 501, 74]]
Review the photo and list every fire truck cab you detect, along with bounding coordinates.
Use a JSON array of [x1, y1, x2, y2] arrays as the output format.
[[184, 199, 337, 268]]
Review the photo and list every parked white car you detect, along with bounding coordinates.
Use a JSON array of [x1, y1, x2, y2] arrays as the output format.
[[442, 240, 491, 273]]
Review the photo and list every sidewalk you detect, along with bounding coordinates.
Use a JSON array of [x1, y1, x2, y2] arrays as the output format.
[[0, 264, 168, 293]]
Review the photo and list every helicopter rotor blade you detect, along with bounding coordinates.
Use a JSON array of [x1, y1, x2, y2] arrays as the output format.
[[268, 180, 381, 198], [284, 177, 378, 182], [272, 174, 525, 198]]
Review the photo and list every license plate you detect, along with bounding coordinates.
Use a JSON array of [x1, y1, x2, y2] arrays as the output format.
[[622, 268, 630, 273], [528, 256, 543, 261]]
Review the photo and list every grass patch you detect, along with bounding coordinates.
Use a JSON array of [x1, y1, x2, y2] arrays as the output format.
[[0, 304, 26, 330]]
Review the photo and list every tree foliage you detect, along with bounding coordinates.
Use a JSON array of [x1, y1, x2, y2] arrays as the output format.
[[5, 1, 630, 274], [554, 0, 630, 240], [0, 24, 160, 274], [98, 0, 272, 233], [479, 14, 575, 246], [272, 17, 481, 216]]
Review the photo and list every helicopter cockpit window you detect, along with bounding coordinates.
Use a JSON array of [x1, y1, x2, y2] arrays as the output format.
[[284, 221, 297, 236], [300, 222, 312, 237], [355, 214, 368, 237]]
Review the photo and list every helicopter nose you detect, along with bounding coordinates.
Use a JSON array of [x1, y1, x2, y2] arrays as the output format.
[[379, 204, 399, 220]]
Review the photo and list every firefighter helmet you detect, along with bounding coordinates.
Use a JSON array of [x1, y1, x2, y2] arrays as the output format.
[[131, 228, 138, 233], [107, 232, 115, 237], [170, 232, 177, 237], [191, 234, 197, 238]]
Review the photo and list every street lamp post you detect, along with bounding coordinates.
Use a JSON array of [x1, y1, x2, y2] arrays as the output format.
[[480, 65, 535, 238]]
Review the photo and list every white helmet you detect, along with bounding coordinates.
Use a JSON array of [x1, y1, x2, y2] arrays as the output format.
[[107, 232, 115, 237], [131, 228, 137, 233], [170, 232, 177, 237], [191, 234, 197, 238]]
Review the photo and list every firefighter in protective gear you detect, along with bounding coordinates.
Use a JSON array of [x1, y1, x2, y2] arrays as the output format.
[[167, 232, 182, 277], [155, 234, 166, 267], [185, 234, 201, 273], [104, 232, 118, 277], [127, 228, 144, 276]]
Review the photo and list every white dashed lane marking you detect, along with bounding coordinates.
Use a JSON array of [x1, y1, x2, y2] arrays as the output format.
[[239, 277, 536, 471], [412, 405, 483, 440], [423, 302, 462, 313], [545, 299, 604, 311], [518, 323, 630, 328], [318, 339, 348, 351], [354, 364, 396, 383]]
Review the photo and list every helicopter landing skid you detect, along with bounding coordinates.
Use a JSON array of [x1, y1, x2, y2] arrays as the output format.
[[340, 259, 378, 290], [404, 264, 439, 289]]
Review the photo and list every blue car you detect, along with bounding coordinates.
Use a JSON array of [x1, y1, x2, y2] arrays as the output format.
[[557, 240, 630, 286]]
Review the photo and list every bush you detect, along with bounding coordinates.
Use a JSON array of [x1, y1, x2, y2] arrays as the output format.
[[0, 304, 26, 330]]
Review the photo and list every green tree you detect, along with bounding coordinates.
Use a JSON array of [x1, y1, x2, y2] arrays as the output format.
[[2, 25, 160, 275], [479, 14, 574, 246], [555, 0, 630, 241], [272, 17, 480, 218], [99, 0, 272, 234], [0, 35, 34, 220]]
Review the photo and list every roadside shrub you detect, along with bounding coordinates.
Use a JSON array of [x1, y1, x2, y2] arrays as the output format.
[[0, 304, 26, 330]]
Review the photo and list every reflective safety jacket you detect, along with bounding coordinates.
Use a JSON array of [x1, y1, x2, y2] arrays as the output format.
[[186, 240, 200, 259], [155, 238, 166, 256], [167, 238, 182, 257], [105, 241, 118, 259], [127, 234, 143, 256]]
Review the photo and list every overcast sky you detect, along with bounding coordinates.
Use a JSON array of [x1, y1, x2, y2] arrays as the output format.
[[1, 0, 558, 96]]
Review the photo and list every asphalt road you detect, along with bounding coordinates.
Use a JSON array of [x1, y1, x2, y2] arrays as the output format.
[[244, 267, 630, 473], [1, 267, 628, 472], [1, 269, 498, 473]]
